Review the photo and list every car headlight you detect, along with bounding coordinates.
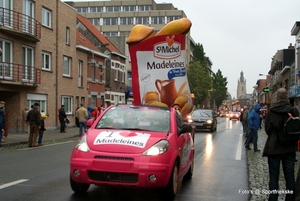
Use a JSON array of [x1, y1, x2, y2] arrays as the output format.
[[143, 140, 169, 156], [188, 119, 193, 123], [206, 120, 213, 124], [75, 135, 90, 152]]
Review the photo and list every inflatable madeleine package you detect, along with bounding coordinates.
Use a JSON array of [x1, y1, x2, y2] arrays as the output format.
[[127, 18, 193, 117]]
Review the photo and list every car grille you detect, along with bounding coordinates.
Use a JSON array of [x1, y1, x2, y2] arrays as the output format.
[[193, 120, 206, 123], [88, 171, 138, 183], [94, 155, 134, 161]]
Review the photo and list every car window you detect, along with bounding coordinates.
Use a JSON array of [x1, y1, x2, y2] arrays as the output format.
[[95, 106, 170, 132], [192, 110, 212, 118]]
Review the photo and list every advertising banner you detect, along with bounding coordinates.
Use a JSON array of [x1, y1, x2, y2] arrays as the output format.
[[128, 34, 193, 116]]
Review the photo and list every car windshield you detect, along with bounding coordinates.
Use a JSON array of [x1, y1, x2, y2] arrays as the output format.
[[192, 110, 213, 118], [95, 105, 170, 132]]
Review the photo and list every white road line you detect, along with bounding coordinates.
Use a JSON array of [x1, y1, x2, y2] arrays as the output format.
[[235, 134, 243, 160], [0, 179, 29, 190]]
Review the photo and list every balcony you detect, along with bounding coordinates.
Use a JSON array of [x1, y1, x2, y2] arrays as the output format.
[[0, 62, 41, 86], [0, 7, 41, 41]]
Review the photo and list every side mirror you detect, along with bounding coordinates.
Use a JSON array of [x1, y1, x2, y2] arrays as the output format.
[[86, 119, 94, 127], [180, 124, 193, 134]]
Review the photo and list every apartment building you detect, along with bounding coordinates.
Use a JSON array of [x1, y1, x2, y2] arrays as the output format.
[[76, 14, 127, 108]]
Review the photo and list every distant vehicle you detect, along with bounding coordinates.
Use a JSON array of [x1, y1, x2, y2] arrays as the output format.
[[229, 111, 240, 120], [219, 111, 228, 117], [70, 104, 194, 200], [184, 109, 217, 132]]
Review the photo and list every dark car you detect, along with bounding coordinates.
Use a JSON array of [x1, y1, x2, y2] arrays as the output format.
[[186, 109, 217, 132]]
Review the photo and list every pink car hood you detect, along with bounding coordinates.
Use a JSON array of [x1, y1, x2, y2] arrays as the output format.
[[86, 129, 167, 153]]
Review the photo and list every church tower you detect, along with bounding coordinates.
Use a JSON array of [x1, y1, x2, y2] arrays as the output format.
[[237, 71, 246, 99]]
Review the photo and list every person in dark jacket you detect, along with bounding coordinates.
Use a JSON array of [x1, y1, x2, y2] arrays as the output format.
[[26, 104, 41, 147], [244, 103, 261, 152], [59, 105, 67, 133], [263, 88, 298, 201]]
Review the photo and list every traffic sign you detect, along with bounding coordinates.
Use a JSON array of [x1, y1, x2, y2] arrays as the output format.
[[263, 87, 270, 93]]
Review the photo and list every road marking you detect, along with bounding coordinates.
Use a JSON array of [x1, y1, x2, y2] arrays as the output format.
[[235, 134, 243, 160], [0, 179, 29, 190]]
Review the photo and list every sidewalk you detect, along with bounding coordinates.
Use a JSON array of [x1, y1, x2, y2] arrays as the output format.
[[1, 126, 80, 147]]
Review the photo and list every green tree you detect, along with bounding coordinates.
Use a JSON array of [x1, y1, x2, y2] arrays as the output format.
[[187, 61, 211, 107], [210, 70, 228, 109], [192, 43, 207, 67]]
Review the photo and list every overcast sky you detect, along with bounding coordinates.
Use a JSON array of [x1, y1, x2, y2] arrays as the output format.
[[69, 0, 300, 98], [155, 0, 300, 98]]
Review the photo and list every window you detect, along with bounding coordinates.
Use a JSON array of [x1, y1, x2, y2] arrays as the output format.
[[89, 18, 100, 26], [121, 65, 125, 83], [22, 46, 34, 82], [63, 56, 71, 76], [99, 64, 103, 83], [151, 16, 165, 24], [76, 7, 88, 13], [106, 6, 120, 12], [120, 17, 133, 25], [103, 18, 118, 25], [136, 17, 149, 24], [42, 51, 51, 71], [0, 39, 12, 79], [91, 95, 97, 107], [103, 32, 118, 36], [123, 5, 135, 12], [90, 6, 103, 12], [42, 7, 51, 28], [115, 63, 119, 81], [61, 96, 73, 114], [138, 5, 151, 11], [91, 63, 95, 81], [27, 93, 47, 114], [66, 27, 70, 45], [167, 16, 180, 23], [78, 60, 83, 87]]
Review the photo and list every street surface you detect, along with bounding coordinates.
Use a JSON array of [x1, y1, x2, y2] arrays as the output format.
[[0, 118, 249, 201]]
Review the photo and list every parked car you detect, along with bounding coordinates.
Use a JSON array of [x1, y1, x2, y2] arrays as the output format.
[[184, 109, 217, 132], [229, 111, 240, 120], [70, 105, 194, 200]]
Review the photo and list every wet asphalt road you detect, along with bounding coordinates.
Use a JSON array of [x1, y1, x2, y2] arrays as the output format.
[[0, 118, 249, 201]]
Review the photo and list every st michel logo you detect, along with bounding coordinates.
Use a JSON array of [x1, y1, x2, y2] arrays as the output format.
[[154, 35, 181, 59]]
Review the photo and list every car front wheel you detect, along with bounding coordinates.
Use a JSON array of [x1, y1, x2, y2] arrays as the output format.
[[163, 162, 179, 200], [70, 175, 90, 193]]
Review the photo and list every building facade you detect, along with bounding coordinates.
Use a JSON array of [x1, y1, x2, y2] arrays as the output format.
[[237, 71, 246, 99]]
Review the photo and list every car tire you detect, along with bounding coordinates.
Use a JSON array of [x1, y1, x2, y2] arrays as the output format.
[[70, 175, 90, 193], [163, 162, 179, 200], [210, 126, 214, 132], [184, 157, 194, 180]]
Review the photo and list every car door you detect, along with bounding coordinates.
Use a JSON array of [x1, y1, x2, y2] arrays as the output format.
[[175, 113, 193, 173]]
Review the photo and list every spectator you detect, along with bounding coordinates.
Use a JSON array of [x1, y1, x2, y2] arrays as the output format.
[[76, 103, 88, 136], [91, 107, 100, 121], [263, 87, 298, 201], [59, 105, 67, 133], [38, 114, 47, 146], [244, 103, 261, 152], [87, 106, 93, 119], [0, 101, 6, 148], [26, 104, 41, 147]]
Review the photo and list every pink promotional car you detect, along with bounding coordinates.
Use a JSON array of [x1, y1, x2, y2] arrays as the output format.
[[70, 104, 194, 200]]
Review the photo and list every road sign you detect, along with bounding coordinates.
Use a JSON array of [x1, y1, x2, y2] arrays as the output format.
[[263, 87, 270, 93]]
